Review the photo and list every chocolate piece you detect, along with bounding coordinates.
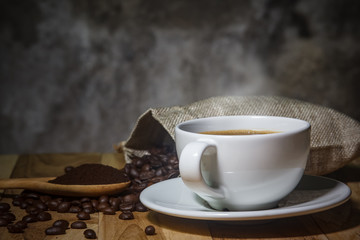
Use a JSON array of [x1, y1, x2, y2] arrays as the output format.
[[71, 221, 87, 229], [145, 225, 156, 235]]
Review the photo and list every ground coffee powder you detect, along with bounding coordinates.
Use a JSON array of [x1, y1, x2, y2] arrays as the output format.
[[48, 164, 129, 185]]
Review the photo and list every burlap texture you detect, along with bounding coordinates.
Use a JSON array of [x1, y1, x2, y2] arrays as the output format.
[[123, 96, 360, 176]]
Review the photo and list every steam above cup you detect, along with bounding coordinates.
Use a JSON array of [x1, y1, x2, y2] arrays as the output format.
[[175, 115, 311, 211]]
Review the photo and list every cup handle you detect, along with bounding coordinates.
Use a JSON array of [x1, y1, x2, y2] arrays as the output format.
[[179, 141, 224, 199]]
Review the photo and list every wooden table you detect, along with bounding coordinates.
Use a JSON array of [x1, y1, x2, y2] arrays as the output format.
[[0, 153, 359, 240]]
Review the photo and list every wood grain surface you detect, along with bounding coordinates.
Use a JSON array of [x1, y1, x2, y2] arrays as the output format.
[[0, 154, 359, 240]]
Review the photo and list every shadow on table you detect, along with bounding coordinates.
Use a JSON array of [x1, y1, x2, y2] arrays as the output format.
[[147, 200, 360, 239]]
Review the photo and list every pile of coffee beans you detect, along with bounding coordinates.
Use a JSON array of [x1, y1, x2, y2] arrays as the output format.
[[0, 146, 179, 237]]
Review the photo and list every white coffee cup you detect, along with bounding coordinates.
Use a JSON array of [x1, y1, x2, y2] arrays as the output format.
[[175, 115, 310, 211]]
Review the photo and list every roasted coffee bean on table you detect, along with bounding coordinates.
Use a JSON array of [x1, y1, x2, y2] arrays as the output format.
[[1, 212, 16, 222], [22, 214, 38, 223], [52, 219, 69, 229], [0, 202, 10, 212], [119, 211, 134, 220], [71, 221, 87, 229], [77, 211, 91, 220], [7, 223, 24, 233], [37, 211, 52, 221], [45, 226, 66, 235], [0, 146, 180, 236], [84, 229, 97, 239], [0, 218, 9, 227], [145, 225, 156, 235], [14, 220, 27, 229]]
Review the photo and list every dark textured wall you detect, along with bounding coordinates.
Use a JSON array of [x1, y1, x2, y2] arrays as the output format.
[[1, 0, 359, 154]]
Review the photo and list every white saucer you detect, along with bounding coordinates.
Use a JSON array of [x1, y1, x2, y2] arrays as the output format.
[[140, 175, 351, 221]]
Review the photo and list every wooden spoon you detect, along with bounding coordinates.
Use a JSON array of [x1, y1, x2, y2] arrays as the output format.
[[0, 177, 131, 197]]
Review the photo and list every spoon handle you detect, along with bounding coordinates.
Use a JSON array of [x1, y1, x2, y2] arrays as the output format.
[[0, 177, 55, 190]]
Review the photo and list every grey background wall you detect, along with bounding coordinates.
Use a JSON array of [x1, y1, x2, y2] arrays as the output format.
[[1, 0, 359, 154]]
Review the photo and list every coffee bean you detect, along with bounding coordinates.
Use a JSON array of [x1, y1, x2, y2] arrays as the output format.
[[150, 159, 162, 168], [47, 200, 59, 211], [119, 203, 135, 212], [37, 211, 52, 221], [22, 214, 38, 223], [145, 225, 156, 235], [26, 206, 41, 215], [1, 212, 16, 222], [25, 193, 40, 199], [155, 168, 165, 177], [141, 164, 151, 172], [91, 199, 99, 209], [109, 197, 121, 210], [71, 221, 87, 229], [139, 170, 155, 180], [45, 226, 66, 235], [0, 218, 8, 227], [35, 201, 48, 211], [69, 205, 82, 213], [97, 202, 109, 212], [119, 211, 134, 220], [130, 168, 139, 178], [12, 198, 22, 207], [84, 229, 97, 239], [82, 202, 93, 209], [83, 207, 95, 214], [77, 211, 90, 220], [71, 200, 81, 206], [98, 195, 109, 204], [102, 207, 116, 215], [7, 224, 23, 233], [135, 158, 144, 168], [20, 201, 28, 209], [53, 219, 69, 229], [0, 203, 10, 212], [25, 198, 35, 205], [15, 220, 27, 229], [57, 202, 71, 213], [135, 203, 148, 212], [122, 194, 138, 203], [80, 197, 91, 203], [40, 195, 52, 203]]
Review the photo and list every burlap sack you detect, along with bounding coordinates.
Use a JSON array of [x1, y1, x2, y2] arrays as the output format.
[[121, 96, 360, 176]]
